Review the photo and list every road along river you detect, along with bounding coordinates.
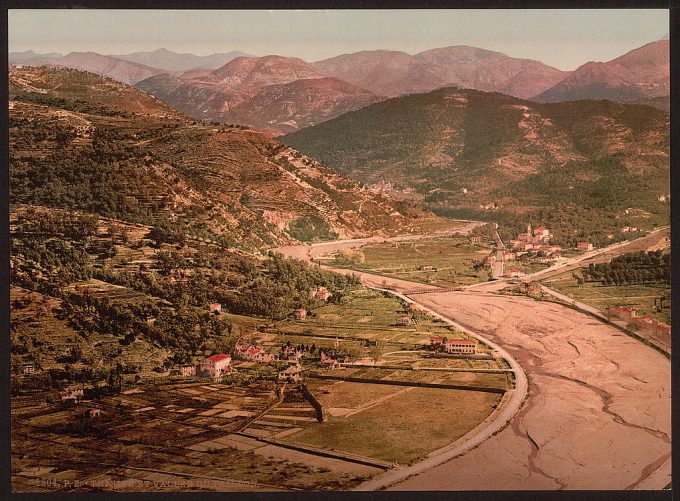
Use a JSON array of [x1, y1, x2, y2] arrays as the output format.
[[273, 230, 671, 490]]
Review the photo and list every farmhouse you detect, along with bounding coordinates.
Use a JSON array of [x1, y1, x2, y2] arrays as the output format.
[[60, 387, 84, 403], [235, 343, 275, 363], [444, 339, 477, 355], [294, 308, 307, 320], [199, 354, 231, 380], [320, 352, 340, 369], [209, 303, 222, 315], [608, 306, 637, 321], [180, 364, 196, 377], [470, 236, 482, 244], [396, 316, 413, 326], [22, 363, 35, 375], [577, 242, 594, 251], [430, 335, 446, 347], [278, 365, 301, 382]]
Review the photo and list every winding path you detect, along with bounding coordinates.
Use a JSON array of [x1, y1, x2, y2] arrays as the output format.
[[272, 227, 671, 490]]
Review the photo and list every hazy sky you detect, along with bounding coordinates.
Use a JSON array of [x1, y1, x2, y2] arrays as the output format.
[[8, 9, 669, 70]]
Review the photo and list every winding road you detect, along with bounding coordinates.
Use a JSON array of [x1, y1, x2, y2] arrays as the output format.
[[272, 225, 671, 490]]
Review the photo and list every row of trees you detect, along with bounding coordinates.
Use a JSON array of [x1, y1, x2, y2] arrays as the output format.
[[581, 250, 670, 286]]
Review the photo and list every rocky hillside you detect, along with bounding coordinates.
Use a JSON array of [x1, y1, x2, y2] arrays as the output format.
[[283, 86, 669, 233], [134, 56, 384, 134], [314, 46, 569, 99], [533, 40, 669, 103], [224, 77, 383, 135], [10, 66, 438, 250], [313, 50, 448, 97]]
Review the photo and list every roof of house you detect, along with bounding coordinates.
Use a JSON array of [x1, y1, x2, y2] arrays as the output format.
[[535, 226, 549, 231], [446, 339, 476, 345], [210, 303, 221, 307], [207, 354, 231, 363]]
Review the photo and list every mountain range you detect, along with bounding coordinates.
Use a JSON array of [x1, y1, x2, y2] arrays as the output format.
[[110, 48, 252, 72], [135, 56, 384, 134], [533, 41, 669, 103], [9, 66, 437, 250], [313, 46, 570, 99], [10, 40, 669, 133]]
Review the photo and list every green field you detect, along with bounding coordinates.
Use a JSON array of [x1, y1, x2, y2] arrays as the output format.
[[320, 235, 493, 287], [289, 386, 500, 465], [543, 272, 670, 324], [270, 288, 473, 361]]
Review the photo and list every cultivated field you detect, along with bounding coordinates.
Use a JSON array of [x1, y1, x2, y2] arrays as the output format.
[[543, 272, 670, 323], [12, 380, 376, 492], [319, 235, 493, 287], [269, 289, 469, 356], [289, 385, 501, 465]]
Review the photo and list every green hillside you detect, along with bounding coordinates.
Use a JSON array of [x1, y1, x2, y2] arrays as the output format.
[[283, 87, 669, 244]]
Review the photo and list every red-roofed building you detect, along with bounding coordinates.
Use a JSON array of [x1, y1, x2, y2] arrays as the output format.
[[200, 353, 231, 380], [209, 303, 222, 315], [430, 335, 447, 347], [534, 226, 550, 238], [320, 351, 340, 369], [608, 307, 637, 321], [445, 339, 477, 355]]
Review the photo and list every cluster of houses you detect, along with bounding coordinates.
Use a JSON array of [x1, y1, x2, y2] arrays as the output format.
[[509, 225, 561, 256], [279, 344, 303, 362], [479, 202, 499, 211], [607, 307, 671, 339], [59, 386, 85, 403], [234, 343, 275, 363], [429, 336, 478, 355]]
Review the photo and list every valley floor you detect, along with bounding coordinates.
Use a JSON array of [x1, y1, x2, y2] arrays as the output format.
[[274, 228, 671, 490]]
